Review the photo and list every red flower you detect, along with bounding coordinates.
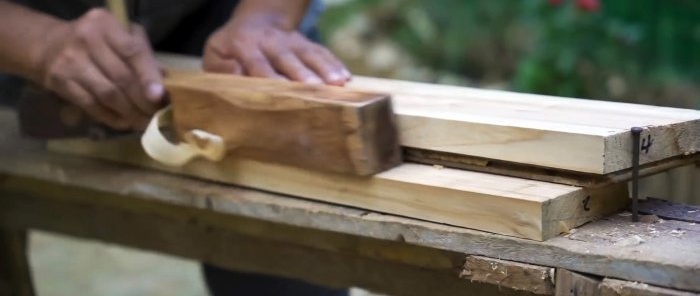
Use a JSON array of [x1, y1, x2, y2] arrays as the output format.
[[548, 0, 564, 6], [576, 0, 600, 11]]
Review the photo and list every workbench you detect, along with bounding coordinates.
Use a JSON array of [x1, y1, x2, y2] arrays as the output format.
[[0, 106, 698, 296]]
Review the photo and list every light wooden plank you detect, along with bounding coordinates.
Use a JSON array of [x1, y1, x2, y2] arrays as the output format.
[[47, 136, 628, 241], [165, 71, 401, 176], [157, 54, 700, 175], [600, 279, 699, 296], [349, 77, 700, 174], [0, 113, 698, 292]]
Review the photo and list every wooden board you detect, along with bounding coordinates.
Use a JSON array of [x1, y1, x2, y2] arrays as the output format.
[[555, 270, 700, 296], [460, 256, 554, 295], [48, 135, 628, 241], [349, 76, 700, 175], [600, 279, 700, 296], [0, 110, 698, 292], [157, 54, 700, 176], [164, 71, 401, 176], [555, 269, 601, 296]]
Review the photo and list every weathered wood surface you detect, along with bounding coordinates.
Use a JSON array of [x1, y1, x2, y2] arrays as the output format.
[[555, 270, 700, 296], [600, 279, 700, 296], [0, 229, 34, 296], [638, 198, 700, 223], [165, 71, 401, 176], [461, 256, 554, 295], [0, 108, 698, 292], [158, 53, 700, 176], [555, 269, 601, 296], [0, 192, 532, 296]]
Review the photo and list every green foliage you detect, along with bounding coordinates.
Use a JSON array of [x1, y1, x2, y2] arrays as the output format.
[[320, 0, 700, 106]]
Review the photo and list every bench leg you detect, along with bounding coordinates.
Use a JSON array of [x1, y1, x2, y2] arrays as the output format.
[[0, 229, 35, 296]]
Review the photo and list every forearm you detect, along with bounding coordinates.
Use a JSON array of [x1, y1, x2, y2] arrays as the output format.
[[0, 1, 64, 81], [229, 0, 310, 30]]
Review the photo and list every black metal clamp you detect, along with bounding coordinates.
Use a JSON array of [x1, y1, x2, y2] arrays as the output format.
[[630, 127, 643, 222]]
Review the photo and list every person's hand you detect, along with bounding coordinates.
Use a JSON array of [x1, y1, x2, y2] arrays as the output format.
[[203, 21, 351, 86], [36, 8, 164, 131]]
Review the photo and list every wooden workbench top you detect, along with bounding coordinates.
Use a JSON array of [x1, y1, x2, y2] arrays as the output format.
[[0, 107, 698, 294]]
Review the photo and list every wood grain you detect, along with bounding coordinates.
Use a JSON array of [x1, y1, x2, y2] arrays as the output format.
[[2, 107, 698, 292], [349, 76, 700, 175], [554, 270, 700, 296], [600, 279, 699, 296], [163, 71, 401, 176], [555, 269, 601, 296], [461, 256, 555, 295], [47, 135, 629, 241], [157, 54, 700, 175], [0, 193, 531, 296]]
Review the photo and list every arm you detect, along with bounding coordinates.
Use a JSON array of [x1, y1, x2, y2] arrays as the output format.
[[0, 2, 61, 82], [0, 1, 163, 130], [203, 0, 351, 86]]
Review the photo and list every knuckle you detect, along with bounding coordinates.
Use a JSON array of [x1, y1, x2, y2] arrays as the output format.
[[110, 70, 132, 87], [271, 51, 294, 63], [118, 40, 143, 58], [84, 8, 109, 20], [43, 62, 71, 87], [73, 24, 95, 42], [43, 66, 63, 86], [242, 56, 268, 70], [296, 47, 318, 57], [79, 98, 97, 108], [261, 27, 280, 38], [96, 86, 119, 101], [230, 39, 252, 53]]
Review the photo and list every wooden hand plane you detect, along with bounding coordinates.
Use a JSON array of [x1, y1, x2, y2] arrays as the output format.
[[17, 71, 403, 176]]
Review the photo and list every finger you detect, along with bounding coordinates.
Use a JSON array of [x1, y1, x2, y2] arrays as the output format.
[[203, 47, 244, 75], [296, 45, 351, 86], [77, 63, 149, 129], [60, 80, 127, 130], [233, 45, 285, 79], [127, 25, 164, 105], [106, 23, 165, 106], [263, 46, 322, 84], [83, 32, 156, 116]]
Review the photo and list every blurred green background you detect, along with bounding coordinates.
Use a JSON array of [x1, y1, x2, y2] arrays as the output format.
[[319, 0, 700, 109]]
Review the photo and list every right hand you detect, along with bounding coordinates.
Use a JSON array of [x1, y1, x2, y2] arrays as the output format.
[[36, 8, 164, 131]]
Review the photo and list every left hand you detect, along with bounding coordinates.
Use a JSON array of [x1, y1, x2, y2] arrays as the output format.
[[203, 21, 351, 86]]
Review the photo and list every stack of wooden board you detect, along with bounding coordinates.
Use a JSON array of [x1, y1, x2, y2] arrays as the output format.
[[47, 54, 700, 241]]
